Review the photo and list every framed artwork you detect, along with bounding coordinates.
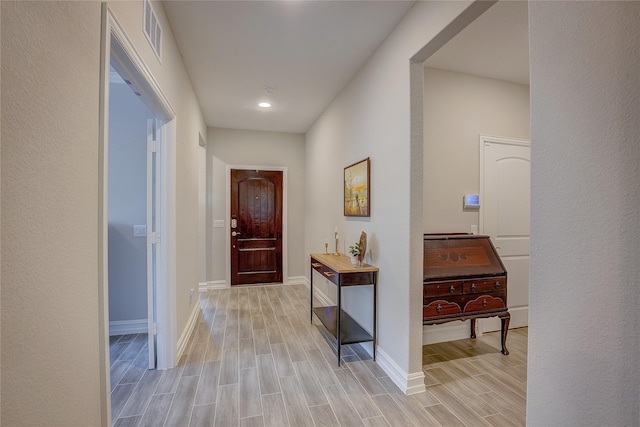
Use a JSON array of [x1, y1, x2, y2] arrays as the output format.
[[344, 157, 370, 217]]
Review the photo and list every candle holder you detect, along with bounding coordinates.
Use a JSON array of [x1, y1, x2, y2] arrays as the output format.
[[324, 242, 328, 254], [334, 232, 339, 255]]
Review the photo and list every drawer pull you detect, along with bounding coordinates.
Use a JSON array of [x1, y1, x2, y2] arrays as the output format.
[[494, 281, 501, 289], [311, 263, 322, 268], [323, 271, 335, 277], [470, 283, 476, 292], [436, 304, 442, 313], [482, 299, 488, 307], [449, 285, 456, 294]]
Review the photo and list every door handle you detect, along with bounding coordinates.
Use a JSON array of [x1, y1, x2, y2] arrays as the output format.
[[232, 231, 241, 237]]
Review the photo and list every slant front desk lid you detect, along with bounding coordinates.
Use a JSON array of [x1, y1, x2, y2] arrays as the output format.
[[423, 234, 506, 280]]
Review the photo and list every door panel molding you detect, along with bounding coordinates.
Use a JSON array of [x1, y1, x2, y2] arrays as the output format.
[[225, 165, 288, 287], [479, 134, 530, 239]]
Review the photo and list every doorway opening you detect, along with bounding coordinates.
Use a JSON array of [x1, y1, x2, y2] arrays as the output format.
[[408, 0, 530, 398], [99, 5, 177, 424], [107, 64, 157, 374], [419, 1, 530, 344]]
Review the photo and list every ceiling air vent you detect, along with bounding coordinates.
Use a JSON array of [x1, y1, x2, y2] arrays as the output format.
[[144, 0, 162, 62]]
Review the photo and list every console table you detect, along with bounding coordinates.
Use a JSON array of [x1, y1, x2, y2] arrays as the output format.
[[310, 253, 378, 365]]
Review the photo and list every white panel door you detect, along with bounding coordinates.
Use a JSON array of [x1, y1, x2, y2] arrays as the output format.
[[480, 136, 530, 331]]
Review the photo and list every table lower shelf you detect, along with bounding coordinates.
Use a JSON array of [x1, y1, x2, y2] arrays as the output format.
[[312, 306, 373, 345]]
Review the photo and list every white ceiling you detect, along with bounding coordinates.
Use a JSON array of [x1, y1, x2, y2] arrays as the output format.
[[162, 1, 529, 134], [425, 1, 529, 85], [163, 1, 415, 133]]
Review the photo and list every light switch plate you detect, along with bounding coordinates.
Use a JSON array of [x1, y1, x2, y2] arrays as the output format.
[[213, 220, 225, 228], [133, 225, 147, 237]]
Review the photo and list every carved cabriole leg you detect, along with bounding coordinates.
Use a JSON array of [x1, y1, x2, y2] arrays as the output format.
[[499, 312, 511, 355], [470, 318, 477, 339]]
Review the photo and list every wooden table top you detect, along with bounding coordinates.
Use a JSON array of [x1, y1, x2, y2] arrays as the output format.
[[310, 253, 379, 273]]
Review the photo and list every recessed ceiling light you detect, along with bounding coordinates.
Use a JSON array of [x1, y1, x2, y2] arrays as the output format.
[[258, 102, 272, 108]]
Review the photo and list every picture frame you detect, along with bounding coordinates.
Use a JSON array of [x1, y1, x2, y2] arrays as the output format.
[[344, 157, 370, 217]]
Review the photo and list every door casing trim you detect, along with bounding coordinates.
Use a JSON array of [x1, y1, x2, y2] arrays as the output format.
[[225, 165, 288, 287]]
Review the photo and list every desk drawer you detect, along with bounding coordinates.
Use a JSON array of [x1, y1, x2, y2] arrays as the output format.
[[424, 291, 506, 319], [424, 281, 463, 298], [311, 261, 339, 285], [464, 277, 506, 294], [462, 292, 506, 313], [311, 260, 324, 274], [423, 299, 462, 318], [342, 271, 376, 286]]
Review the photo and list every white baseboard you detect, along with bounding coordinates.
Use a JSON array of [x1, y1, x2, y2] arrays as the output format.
[[286, 276, 307, 286], [109, 319, 148, 336], [312, 286, 333, 307], [355, 342, 425, 395], [300, 276, 336, 307], [199, 278, 311, 290], [423, 306, 529, 344], [482, 306, 528, 332], [200, 278, 307, 290], [375, 346, 426, 395], [177, 299, 201, 360], [423, 321, 472, 345], [199, 280, 228, 292]]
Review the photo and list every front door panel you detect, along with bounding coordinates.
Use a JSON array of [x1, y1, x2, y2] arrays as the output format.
[[231, 169, 283, 285]]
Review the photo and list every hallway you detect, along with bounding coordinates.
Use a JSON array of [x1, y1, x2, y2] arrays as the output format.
[[110, 284, 527, 426]]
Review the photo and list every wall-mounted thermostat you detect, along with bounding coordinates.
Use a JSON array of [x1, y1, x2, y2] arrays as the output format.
[[464, 194, 480, 209]]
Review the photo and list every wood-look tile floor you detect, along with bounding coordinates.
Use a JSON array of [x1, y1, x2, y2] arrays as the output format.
[[110, 284, 527, 427]]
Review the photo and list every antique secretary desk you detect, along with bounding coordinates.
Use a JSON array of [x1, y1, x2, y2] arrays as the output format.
[[423, 233, 510, 355]]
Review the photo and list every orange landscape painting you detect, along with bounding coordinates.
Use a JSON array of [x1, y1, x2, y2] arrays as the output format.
[[344, 158, 370, 217]]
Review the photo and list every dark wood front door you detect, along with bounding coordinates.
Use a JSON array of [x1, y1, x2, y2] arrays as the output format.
[[230, 169, 283, 285]]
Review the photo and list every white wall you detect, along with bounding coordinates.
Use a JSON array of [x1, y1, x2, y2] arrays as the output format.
[[1, 2, 206, 424], [1, 3, 103, 425], [206, 127, 306, 285], [528, 1, 640, 425], [108, 82, 154, 324], [423, 67, 530, 233], [0, 4, 3, 413], [305, 1, 474, 392]]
